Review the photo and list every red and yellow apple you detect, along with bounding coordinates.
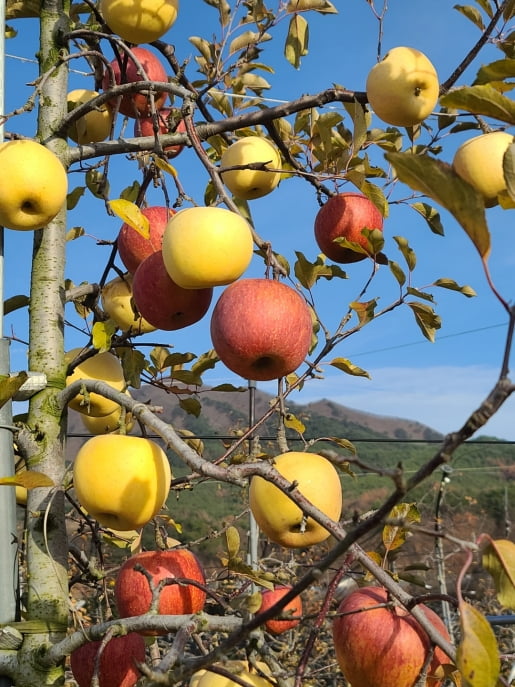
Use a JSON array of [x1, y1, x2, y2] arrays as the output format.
[[220, 137, 282, 200], [132, 250, 213, 331], [66, 89, 114, 145], [257, 585, 303, 635], [70, 632, 145, 687], [73, 434, 172, 531], [314, 192, 384, 263], [101, 273, 156, 334], [366, 46, 439, 127], [161, 207, 254, 289], [114, 548, 206, 633], [249, 451, 343, 548], [210, 279, 312, 381], [332, 586, 452, 687], [134, 109, 186, 158], [65, 347, 126, 417], [102, 47, 168, 118], [0, 140, 68, 231], [100, 0, 178, 45], [452, 130, 514, 206], [117, 205, 173, 274]]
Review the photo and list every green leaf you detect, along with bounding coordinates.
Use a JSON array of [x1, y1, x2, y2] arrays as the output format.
[[284, 14, 309, 68], [503, 142, 515, 201], [453, 4, 485, 30], [386, 152, 490, 259], [383, 503, 420, 554], [164, 352, 197, 368], [406, 302, 442, 342], [323, 437, 357, 455], [482, 539, 515, 609], [456, 601, 500, 687], [433, 278, 477, 297], [0, 373, 28, 409], [116, 347, 146, 389], [411, 202, 445, 236], [388, 260, 406, 286], [191, 349, 219, 375], [406, 287, 434, 302], [440, 84, 515, 125], [344, 100, 370, 153], [349, 299, 377, 326], [393, 236, 416, 271], [210, 384, 246, 392], [108, 200, 150, 239], [294, 251, 347, 289], [229, 30, 271, 56], [92, 320, 116, 353], [85, 169, 109, 199], [329, 358, 371, 379], [120, 180, 141, 203], [474, 58, 515, 85], [178, 397, 201, 417], [172, 370, 203, 386], [67, 186, 85, 210]]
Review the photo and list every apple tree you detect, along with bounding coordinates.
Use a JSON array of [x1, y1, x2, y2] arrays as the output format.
[[0, 1, 515, 686]]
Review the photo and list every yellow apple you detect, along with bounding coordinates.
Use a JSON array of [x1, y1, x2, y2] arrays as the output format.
[[190, 661, 273, 687], [249, 451, 343, 548], [79, 390, 134, 434], [65, 347, 127, 417], [0, 139, 68, 231], [161, 206, 254, 288], [66, 89, 114, 145], [100, 0, 178, 44], [15, 486, 28, 506], [101, 273, 156, 334], [366, 46, 439, 127], [220, 137, 282, 200], [73, 434, 172, 531], [452, 131, 514, 206]]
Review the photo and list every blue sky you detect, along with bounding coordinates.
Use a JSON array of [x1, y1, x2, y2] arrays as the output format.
[[3, 1, 515, 440]]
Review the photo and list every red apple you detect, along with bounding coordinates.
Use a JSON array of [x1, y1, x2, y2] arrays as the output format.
[[257, 585, 303, 635], [314, 192, 384, 263], [132, 251, 213, 330], [117, 205, 174, 274], [134, 108, 187, 158], [210, 279, 312, 382], [114, 549, 207, 635], [102, 47, 168, 118], [332, 586, 452, 687], [70, 632, 145, 687]]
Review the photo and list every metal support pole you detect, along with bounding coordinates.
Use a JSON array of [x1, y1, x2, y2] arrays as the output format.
[[247, 380, 259, 575]]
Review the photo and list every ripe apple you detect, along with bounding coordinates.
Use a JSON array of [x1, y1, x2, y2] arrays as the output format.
[[132, 251, 213, 331], [366, 46, 439, 127], [0, 139, 68, 231], [257, 585, 303, 635], [134, 109, 187, 158], [78, 390, 134, 434], [314, 192, 384, 263], [220, 137, 282, 200], [210, 278, 312, 381], [70, 632, 145, 687], [66, 89, 114, 145], [114, 549, 206, 633], [452, 131, 514, 206], [117, 205, 174, 274], [249, 451, 343, 548], [100, 0, 178, 45], [101, 273, 157, 334], [190, 661, 273, 687], [332, 586, 452, 687], [73, 434, 172, 531], [161, 206, 254, 289], [65, 347, 126, 417], [102, 47, 168, 118]]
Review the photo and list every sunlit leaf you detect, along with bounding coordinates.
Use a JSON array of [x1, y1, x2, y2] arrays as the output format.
[[349, 299, 377, 326], [283, 413, 306, 434], [0, 470, 54, 489], [103, 529, 141, 551], [386, 152, 490, 259], [92, 320, 116, 353], [191, 349, 219, 375], [108, 199, 149, 239], [393, 235, 416, 271], [164, 352, 197, 368], [226, 526, 241, 559], [503, 142, 515, 201], [0, 372, 28, 409], [284, 14, 309, 69], [474, 58, 515, 85], [482, 538, 515, 609], [383, 503, 420, 554], [152, 156, 178, 178], [411, 202, 445, 236], [286, 0, 337, 13], [85, 169, 109, 199], [433, 278, 476, 297], [453, 4, 485, 31], [456, 601, 500, 687], [407, 302, 442, 342], [440, 84, 515, 125], [321, 437, 357, 455], [67, 186, 85, 210], [406, 287, 434, 303], [173, 370, 203, 386], [177, 429, 204, 456], [388, 260, 406, 286], [229, 30, 271, 56], [329, 358, 371, 379], [120, 180, 140, 203], [294, 251, 347, 289]]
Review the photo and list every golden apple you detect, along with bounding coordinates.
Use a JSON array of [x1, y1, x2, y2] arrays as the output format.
[[79, 390, 134, 434], [101, 273, 156, 334], [73, 434, 172, 531], [161, 206, 254, 288], [190, 661, 273, 687], [249, 451, 342, 548], [220, 137, 282, 200], [65, 347, 126, 417], [0, 139, 68, 231], [366, 46, 439, 127], [100, 0, 178, 45], [66, 89, 114, 145], [453, 131, 514, 205]]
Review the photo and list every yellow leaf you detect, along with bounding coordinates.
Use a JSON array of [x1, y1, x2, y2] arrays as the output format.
[[482, 538, 515, 609], [0, 470, 54, 489], [0, 372, 28, 408], [108, 199, 150, 239], [283, 413, 306, 434], [153, 156, 178, 178], [226, 526, 241, 559], [383, 503, 420, 554], [456, 601, 500, 687]]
